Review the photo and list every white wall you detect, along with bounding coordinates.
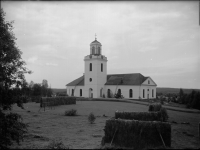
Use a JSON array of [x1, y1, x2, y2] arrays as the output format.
[[66, 86, 85, 97], [104, 85, 156, 99]]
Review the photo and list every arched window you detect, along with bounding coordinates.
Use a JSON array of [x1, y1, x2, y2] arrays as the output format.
[[148, 80, 150, 84], [90, 63, 92, 71], [152, 89, 154, 97], [129, 89, 133, 98], [92, 47, 95, 54], [89, 78, 92, 82], [80, 89, 82, 96], [143, 89, 145, 98], [100, 88, 103, 97], [98, 47, 101, 54], [101, 63, 103, 72], [118, 89, 121, 95], [107, 89, 111, 98]]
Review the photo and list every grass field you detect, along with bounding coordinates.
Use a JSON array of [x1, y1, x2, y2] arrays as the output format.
[[10, 101, 200, 149]]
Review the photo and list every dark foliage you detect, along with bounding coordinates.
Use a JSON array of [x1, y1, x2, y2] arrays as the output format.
[[64, 109, 77, 116], [0, 8, 29, 148], [178, 89, 200, 110]]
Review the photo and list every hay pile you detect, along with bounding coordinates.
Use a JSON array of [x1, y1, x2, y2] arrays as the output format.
[[102, 118, 171, 149], [115, 111, 163, 122], [40, 96, 76, 107]]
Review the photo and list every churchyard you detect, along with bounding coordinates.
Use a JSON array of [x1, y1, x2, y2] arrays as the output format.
[[10, 100, 200, 149]]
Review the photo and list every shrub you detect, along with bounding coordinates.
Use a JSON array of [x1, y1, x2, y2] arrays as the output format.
[[64, 109, 77, 116], [46, 139, 69, 149], [149, 103, 162, 112], [88, 112, 96, 124]]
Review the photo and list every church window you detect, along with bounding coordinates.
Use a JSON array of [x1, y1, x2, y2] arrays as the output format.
[[107, 89, 111, 98], [152, 89, 154, 97], [89, 78, 92, 82], [101, 63, 103, 72], [90, 63, 92, 71], [92, 47, 95, 54], [118, 89, 121, 95], [80, 89, 82, 96], [143, 89, 145, 98], [72, 89, 74, 96], [129, 89, 133, 98]]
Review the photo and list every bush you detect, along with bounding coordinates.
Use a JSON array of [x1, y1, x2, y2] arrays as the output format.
[[149, 103, 162, 112], [0, 111, 27, 149], [88, 112, 96, 124], [46, 139, 70, 149], [64, 109, 77, 116]]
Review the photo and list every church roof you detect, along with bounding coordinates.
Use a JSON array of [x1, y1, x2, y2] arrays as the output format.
[[105, 73, 148, 85], [90, 39, 101, 45], [66, 73, 150, 86], [66, 75, 84, 86]]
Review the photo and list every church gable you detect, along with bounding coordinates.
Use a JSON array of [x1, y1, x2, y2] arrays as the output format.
[[141, 77, 157, 86]]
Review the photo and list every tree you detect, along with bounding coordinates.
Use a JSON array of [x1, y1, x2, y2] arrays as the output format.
[[0, 8, 31, 148], [178, 88, 184, 103]]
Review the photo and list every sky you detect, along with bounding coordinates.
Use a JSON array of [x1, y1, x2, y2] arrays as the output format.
[[2, 1, 200, 89]]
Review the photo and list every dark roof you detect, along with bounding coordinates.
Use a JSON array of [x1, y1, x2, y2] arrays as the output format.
[[105, 73, 147, 85], [91, 39, 101, 45], [66, 73, 151, 86], [66, 75, 84, 86]]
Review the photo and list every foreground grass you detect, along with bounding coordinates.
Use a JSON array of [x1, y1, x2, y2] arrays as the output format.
[[10, 101, 200, 149]]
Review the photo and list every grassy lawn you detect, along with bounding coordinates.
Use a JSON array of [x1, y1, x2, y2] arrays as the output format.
[[10, 101, 200, 149]]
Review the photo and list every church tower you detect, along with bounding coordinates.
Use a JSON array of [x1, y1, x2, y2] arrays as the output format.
[[84, 36, 107, 98]]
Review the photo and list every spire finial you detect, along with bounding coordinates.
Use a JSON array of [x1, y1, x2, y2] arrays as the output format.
[[95, 33, 97, 40]]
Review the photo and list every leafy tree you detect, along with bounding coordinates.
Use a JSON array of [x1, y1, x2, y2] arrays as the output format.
[[0, 8, 31, 148], [178, 88, 184, 103]]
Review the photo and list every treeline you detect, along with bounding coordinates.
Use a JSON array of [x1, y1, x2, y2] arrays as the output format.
[[179, 89, 200, 110], [11, 79, 53, 103]]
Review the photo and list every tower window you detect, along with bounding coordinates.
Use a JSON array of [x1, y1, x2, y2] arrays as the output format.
[[98, 47, 101, 54], [80, 89, 82, 96], [90, 63, 92, 71], [89, 78, 92, 82], [92, 47, 95, 54], [101, 63, 103, 72], [129, 89, 133, 98], [143, 89, 145, 98]]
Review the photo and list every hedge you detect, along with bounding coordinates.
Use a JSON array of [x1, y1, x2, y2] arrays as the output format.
[[115, 111, 165, 122], [40, 96, 76, 107], [101, 118, 171, 149]]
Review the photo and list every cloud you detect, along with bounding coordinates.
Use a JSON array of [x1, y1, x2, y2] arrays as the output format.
[[46, 63, 58, 66], [27, 56, 38, 63]]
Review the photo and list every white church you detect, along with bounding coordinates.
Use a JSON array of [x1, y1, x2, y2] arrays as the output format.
[[66, 37, 157, 99]]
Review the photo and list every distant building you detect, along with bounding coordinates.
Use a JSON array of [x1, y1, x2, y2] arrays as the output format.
[[66, 37, 157, 99]]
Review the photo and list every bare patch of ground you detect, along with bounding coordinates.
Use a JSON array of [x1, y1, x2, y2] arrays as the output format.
[[10, 101, 200, 149]]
